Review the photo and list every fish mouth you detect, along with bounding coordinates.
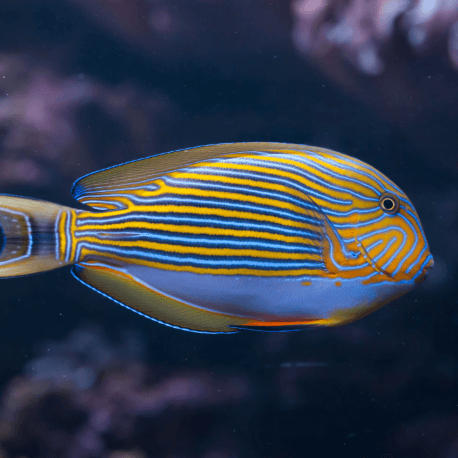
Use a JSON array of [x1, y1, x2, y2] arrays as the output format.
[[414, 256, 434, 284]]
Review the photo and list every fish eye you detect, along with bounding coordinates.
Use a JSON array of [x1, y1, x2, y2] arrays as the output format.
[[379, 193, 400, 215]]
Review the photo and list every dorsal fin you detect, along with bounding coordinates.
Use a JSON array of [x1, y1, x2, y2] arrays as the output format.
[[71, 142, 320, 209]]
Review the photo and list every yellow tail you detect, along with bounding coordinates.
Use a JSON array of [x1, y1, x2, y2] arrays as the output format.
[[0, 195, 74, 277]]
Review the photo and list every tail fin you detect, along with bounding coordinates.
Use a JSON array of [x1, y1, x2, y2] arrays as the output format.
[[0, 195, 74, 277]]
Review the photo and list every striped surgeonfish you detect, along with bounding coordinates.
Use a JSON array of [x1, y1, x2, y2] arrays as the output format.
[[0, 143, 434, 333]]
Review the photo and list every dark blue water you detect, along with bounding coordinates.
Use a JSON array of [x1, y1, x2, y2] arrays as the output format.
[[0, 1, 456, 457]]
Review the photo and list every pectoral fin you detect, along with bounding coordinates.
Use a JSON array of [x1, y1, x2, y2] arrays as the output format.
[[72, 262, 250, 333]]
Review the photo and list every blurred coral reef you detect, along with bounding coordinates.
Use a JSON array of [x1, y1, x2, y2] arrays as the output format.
[[0, 54, 169, 188], [292, 0, 458, 75], [1, 322, 458, 456], [291, 0, 458, 175], [0, 327, 250, 458]]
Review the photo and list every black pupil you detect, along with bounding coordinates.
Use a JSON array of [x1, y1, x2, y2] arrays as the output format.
[[383, 198, 395, 210]]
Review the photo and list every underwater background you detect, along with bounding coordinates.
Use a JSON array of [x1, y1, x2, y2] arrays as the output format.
[[0, 0, 457, 457]]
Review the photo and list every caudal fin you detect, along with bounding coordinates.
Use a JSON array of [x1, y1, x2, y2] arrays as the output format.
[[0, 195, 74, 277]]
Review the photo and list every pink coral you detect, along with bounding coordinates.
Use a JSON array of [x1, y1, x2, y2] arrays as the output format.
[[292, 0, 458, 75], [0, 326, 250, 458]]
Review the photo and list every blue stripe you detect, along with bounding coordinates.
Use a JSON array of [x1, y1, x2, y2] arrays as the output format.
[[179, 168, 351, 206], [380, 228, 408, 271], [163, 177, 319, 213], [74, 229, 321, 253], [412, 254, 434, 281], [391, 213, 419, 276], [247, 155, 381, 201], [76, 214, 321, 238], [75, 243, 325, 270], [373, 237, 397, 264], [323, 151, 404, 194], [129, 195, 322, 226]]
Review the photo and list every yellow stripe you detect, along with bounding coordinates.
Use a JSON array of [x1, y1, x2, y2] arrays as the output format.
[[317, 151, 399, 194], [58, 210, 67, 261], [177, 164, 356, 204], [184, 157, 374, 200], [77, 237, 322, 260], [74, 221, 318, 245], [77, 247, 324, 277], [167, 169, 361, 214], [150, 181, 321, 218], [225, 154, 382, 197], [76, 204, 316, 232], [69, 210, 78, 263]]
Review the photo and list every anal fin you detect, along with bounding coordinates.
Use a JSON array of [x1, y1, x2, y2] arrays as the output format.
[[72, 262, 250, 333]]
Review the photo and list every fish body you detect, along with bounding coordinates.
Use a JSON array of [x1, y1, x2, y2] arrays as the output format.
[[0, 143, 434, 333]]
